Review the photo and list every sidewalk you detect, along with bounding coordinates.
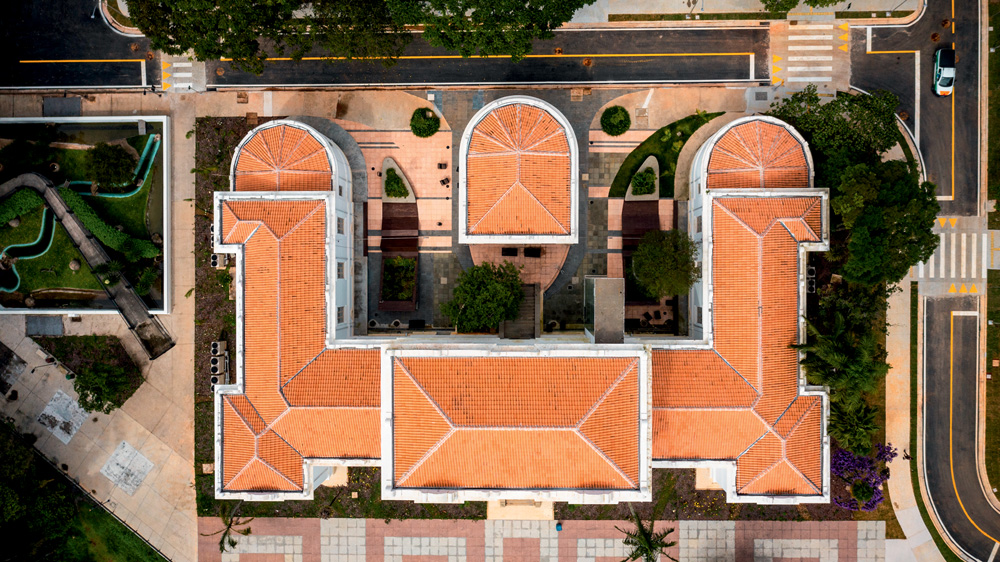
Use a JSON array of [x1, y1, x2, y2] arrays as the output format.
[[570, 0, 919, 22], [197, 517, 885, 562], [884, 282, 947, 562]]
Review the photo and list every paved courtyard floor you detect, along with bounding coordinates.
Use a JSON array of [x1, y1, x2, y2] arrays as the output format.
[[197, 517, 886, 562]]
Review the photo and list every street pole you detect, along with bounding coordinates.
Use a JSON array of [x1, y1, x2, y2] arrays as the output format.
[[90, 0, 100, 19]]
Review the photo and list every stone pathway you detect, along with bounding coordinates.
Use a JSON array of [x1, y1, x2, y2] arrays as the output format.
[[197, 518, 885, 562]]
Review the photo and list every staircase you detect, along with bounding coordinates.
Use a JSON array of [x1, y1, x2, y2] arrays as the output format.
[[500, 284, 541, 339]]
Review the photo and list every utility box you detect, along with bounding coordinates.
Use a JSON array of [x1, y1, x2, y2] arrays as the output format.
[[585, 277, 624, 344]]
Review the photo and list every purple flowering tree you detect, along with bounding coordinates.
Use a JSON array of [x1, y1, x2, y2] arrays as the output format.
[[831, 443, 897, 512]]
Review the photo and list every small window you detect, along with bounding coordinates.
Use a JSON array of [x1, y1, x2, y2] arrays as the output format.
[[337, 306, 346, 324], [337, 262, 345, 279], [524, 247, 542, 258], [338, 185, 343, 197], [337, 217, 345, 235], [697, 306, 703, 325], [501, 247, 518, 257], [696, 215, 702, 233]]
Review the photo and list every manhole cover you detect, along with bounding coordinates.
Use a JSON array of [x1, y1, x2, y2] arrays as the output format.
[[554, 47, 563, 55], [941, 18, 950, 27], [582, 58, 593, 67], [755, 91, 769, 101], [899, 111, 909, 121], [216, 67, 225, 76], [129, 43, 140, 52], [931, 33, 941, 41]]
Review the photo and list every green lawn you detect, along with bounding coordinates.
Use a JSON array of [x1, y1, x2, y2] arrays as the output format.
[[988, 3, 1000, 229], [0, 203, 44, 248], [986, 270, 1000, 491], [66, 501, 163, 561], [609, 112, 723, 198], [15, 222, 103, 292], [85, 165, 154, 238]]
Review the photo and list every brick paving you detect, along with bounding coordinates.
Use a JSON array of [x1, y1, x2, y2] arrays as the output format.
[[198, 518, 884, 562]]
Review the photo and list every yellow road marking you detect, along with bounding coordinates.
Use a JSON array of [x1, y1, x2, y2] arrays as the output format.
[[951, 88, 956, 200], [839, 22, 850, 31], [960, 283, 968, 293], [163, 83, 172, 89], [162, 72, 171, 79], [949, 312, 1000, 543], [839, 33, 849, 42], [939, 217, 947, 227], [773, 55, 782, 63], [20, 58, 145, 63], [161, 61, 171, 69], [949, 283, 957, 293], [773, 66, 783, 73], [971, 284, 978, 293], [219, 52, 755, 62], [950, 218, 957, 227], [839, 44, 849, 52], [772, 76, 783, 86]]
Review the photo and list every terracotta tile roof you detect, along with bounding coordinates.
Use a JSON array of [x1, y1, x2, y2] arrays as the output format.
[[234, 124, 333, 192], [706, 120, 809, 190], [219, 197, 381, 493], [466, 103, 571, 236], [651, 194, 826, 498], [392, 356, 640, 490]]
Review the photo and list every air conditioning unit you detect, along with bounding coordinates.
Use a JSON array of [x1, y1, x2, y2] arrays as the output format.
[[211, 253, 228, 270], [807, 279, 817, 294], [210, 341, 227, 356], [210, 356, 229, 375]]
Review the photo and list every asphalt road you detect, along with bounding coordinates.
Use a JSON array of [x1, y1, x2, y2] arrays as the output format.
[[850, 0, 979, 216], [923, 296, 1000, 561], [0, 0, 158, 89], [207, 28, 770, 87]]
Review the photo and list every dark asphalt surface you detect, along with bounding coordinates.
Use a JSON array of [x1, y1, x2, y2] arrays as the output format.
[[207, 28, 769, 87], [850, 3, 979, 216], [923, 297, 999, 561], [0, 0, 158, 89]]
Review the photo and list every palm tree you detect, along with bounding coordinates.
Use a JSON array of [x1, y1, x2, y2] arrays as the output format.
[[615, 503, 678, 562], [829, 398, 880, 454], [795, 314, 888, 397], [200, 500, 254, 553]]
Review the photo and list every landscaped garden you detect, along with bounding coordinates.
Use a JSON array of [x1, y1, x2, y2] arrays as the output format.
[[609, 111, 723, 198], [0, 120, 166, 310], [33, 335, 143, 414], [0, 421, 163, 562]]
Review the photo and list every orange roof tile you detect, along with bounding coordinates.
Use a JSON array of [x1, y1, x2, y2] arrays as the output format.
[[234, 124, 333, 192], [706, 120, 810, 190], [219, 196, 381, 493], [466, 103, 572, 236], [650, 192, 826, 498], [392, 356, 640, 490]]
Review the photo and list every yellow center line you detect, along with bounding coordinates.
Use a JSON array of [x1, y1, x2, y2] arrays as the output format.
[[219, 52, 754, 62], [19, 59, 145, 63], [949, 311, 1000, 544]]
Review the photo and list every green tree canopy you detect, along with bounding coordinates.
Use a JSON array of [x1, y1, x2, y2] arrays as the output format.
[[391, 0, 593, 61], [631, 230, 700, 300], [442, 261, 523, 332], [837, 160, 939, 286], [829, 399, 880, 454], [86, 143, 136, 189]]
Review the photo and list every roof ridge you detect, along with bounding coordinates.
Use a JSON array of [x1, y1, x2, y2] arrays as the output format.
[[277, 200, 325, 241], [225, 453, 256, 489], [783, 457, 822, 494], [513, 181, 569, 234], [254, 446, 301, 489], [708, 348, 761, 400], [280, 349, 328, 396], [471, 128, 514, 153], [279, 129, 310, 168], [235, 149, 274, 173], [576, 358, 637, 427], [761, 123, 784, 166], [523, 130, 563, 153], [227, 395, 267, 435], [520, 106, 545, 150], [777, 397, 818, 438], [715, 200, 763, 240], [397, 358, 456, 427], [573, 428, 638, 488], [738, 456, 784, 493], [260, 128, 280, 170], [712, 146, 758, 169], [495, 107, 518, 150], [468, 183, 516, 234], [395, 427, 456, 487]]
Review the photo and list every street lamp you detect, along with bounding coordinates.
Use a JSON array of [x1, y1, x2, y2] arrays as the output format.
[[91, 0, 100, 19]]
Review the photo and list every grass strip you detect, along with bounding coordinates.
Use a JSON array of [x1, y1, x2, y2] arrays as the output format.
[[986, 270, 1000, 492], [988, 3, 1000, 229], [909, 281, 965, 562], [609, 12, 788, 20]]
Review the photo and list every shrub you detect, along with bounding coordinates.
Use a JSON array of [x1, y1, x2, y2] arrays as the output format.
[[58, 187, 160, 260], [442, 261, 523, 332], [762, 0, 800, 11], [630, 167, 656, 196], [631, 230, 700, 300], [600, 105, 631, 136], [33, 335, 142, 414], [410, 108, 441, 138], [831, 444, 897, 511], [382, 256, 416, 301], [86, 143, 136, 191], [0, 189, 44, 225], [384, 168, 409, 198]]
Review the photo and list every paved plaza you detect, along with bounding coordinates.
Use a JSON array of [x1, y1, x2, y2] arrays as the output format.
[[197, 518, 886, 562]]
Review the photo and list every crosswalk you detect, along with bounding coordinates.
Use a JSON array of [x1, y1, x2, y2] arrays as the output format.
[[912, 231, 988, 286], [161, 61, 193, 90], [771, 18, 850, 94]]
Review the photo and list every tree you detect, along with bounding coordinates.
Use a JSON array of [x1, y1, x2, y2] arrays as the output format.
[[391, 0, 594, 61], [86, 143, 136, 190], [839, 160, 939, 286], [73, 363, 132, 414], [615, 503, 678, 562], [299, 0, 411, 65], [829, 399, 880, 454], [442, 261, 523, 332], [128, 0, 301, 75], [631, 230, 700, 300], [601, 105, 631, 136], [796, 314, 889, 399], [831, 444, 897, 511], [201, 501, 254, 553]]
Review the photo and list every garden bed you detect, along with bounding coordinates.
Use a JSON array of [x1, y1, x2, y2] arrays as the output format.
[[379, 254, 418, 311], [609, 112, 723, 198], [32, 335, 143, 412]]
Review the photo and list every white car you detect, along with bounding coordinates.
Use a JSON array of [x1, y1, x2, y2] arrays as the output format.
[[933, 48, 956, 96]]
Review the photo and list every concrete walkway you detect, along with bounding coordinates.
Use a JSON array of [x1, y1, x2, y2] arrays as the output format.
[[198, 517, 885, 562], [569, 0, 919, 23], [884, 282, 947, 562]]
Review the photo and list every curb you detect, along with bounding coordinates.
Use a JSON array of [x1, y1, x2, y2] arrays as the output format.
[[99, 0, 144, 38]]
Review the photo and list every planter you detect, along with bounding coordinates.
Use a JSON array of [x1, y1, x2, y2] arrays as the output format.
[[378, 253, 418, 312], [381, 157, 416, 203], [625, 155, 660, 201]]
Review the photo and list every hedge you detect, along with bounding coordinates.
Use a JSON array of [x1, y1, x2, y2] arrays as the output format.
[[58, 187, 160, 260], [601, 105, 631, 136], [0, 189, 44, 225], [410, 108, 441, 138], [631, 167, 656, 195], [384, 168, 409, 198]]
